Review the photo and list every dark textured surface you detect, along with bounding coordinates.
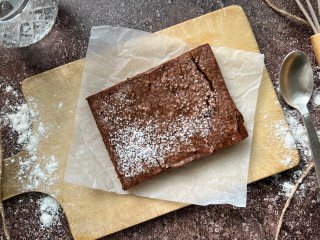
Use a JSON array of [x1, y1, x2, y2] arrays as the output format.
[[2, 192, 73, 240], [1, 0, 320, 239]]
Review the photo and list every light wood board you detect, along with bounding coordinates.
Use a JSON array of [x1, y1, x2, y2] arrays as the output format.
[[2, 5, 299, 240]]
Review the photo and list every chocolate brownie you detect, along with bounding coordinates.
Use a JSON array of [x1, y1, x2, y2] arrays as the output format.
[[86, 44, 248, 190]]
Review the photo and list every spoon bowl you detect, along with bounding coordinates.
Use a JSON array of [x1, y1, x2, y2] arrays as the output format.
[[280, 51, 314, 113], [280, 51, 320, 186]]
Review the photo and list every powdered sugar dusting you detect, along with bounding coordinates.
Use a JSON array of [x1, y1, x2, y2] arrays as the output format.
[[313, 89, 320, 106], [269, 106, 316, 197], [273, 109, 311, 164], [268, 88, 320, 169], [95, 56, 221, 179], [1, 84, 59, 191], [38, 196, 60, 228], [5, 85, 13, 93], [314, 95, 320, 106], [4, 84, 18, 97], [275, 119, 295, 149], [46, 156, 59, 175], [281, 181, 294, 197], [110, 113, 210, 178], [6, 104, 37, 148], [286, 113, 311, 158], [260, 105, 311, 197], [281, 156, 292, 167]]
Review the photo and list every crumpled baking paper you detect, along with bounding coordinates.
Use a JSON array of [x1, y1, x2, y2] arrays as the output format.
[[64, 25, 264, 207]]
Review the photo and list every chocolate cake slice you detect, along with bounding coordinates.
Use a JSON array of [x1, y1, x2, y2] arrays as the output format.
[[86, 44, 248, 190]]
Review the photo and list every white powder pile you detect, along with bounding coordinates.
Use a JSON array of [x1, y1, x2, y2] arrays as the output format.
[[281, 181, 294, 197], [5, 85, 13, 93], [5, 103, 37, 150], [270, 84, 320, 197], [46, 156, 59, 175], [267, 107, 315, 197], [37, 196, 60, 228], [275, 112, 308, 196], [313, 89, 320, 106], [275, 119, 295, 149], [1, 84, 59, 191], [274, 110, 311, 165], [281, 156, 292, 167], [278, 170, 304, 197], [4, 84, 18, 97], [286, 113, 311, 158]]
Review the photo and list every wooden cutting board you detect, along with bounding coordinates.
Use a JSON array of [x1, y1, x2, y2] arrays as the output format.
[[2, 5, 299, 240]]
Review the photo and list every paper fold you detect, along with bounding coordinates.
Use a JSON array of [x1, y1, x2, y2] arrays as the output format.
[[65, 25, 264, 207]]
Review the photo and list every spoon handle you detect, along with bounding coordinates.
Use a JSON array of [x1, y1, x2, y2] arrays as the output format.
[[302, 112, 320, 185]]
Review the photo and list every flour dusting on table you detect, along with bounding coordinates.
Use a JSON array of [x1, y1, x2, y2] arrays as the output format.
[[268, 87, 320, 169], [1, 84, 59, 192], [262, 103, 314, 198], [38, 196, 60, 228], [281, 181, 294, 197], [272, 109, 311, 165], [313, 89, 320, 106], [281, 156, 292, 167]]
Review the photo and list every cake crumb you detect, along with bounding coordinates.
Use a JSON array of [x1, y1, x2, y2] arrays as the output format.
[[58, 102, 64, 109]]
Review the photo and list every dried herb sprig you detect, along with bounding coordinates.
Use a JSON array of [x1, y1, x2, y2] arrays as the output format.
[[275, 162, 314, 240], [264, 0, 310, 27]]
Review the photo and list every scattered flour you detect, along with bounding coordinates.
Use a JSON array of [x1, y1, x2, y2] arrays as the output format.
[[38, 196, 60, 228], [1, 84, 59, 191], [274, 110, 311, 164], [273, 102, 320, 197], [281, 181, 294, 197], [266, 106, 314, 197], [5, 85, 13, 93], [313, 90, 320, 106], [46, 156, 59, 175], [4, 84, 18, 97], [275, 119, 295, 150], [278, 168, 311, 199], [5, 104, 34, 147], [297, 183, 306, 198], [281, 156, 292, 167]]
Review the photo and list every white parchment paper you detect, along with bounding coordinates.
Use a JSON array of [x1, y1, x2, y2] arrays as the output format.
[[65, 26, 264, 207]]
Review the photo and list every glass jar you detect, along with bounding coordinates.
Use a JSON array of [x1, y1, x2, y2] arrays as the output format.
[[0, 0, 58, 48]]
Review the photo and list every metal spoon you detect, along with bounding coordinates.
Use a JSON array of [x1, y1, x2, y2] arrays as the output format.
[[280, 51, 320, 185]]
